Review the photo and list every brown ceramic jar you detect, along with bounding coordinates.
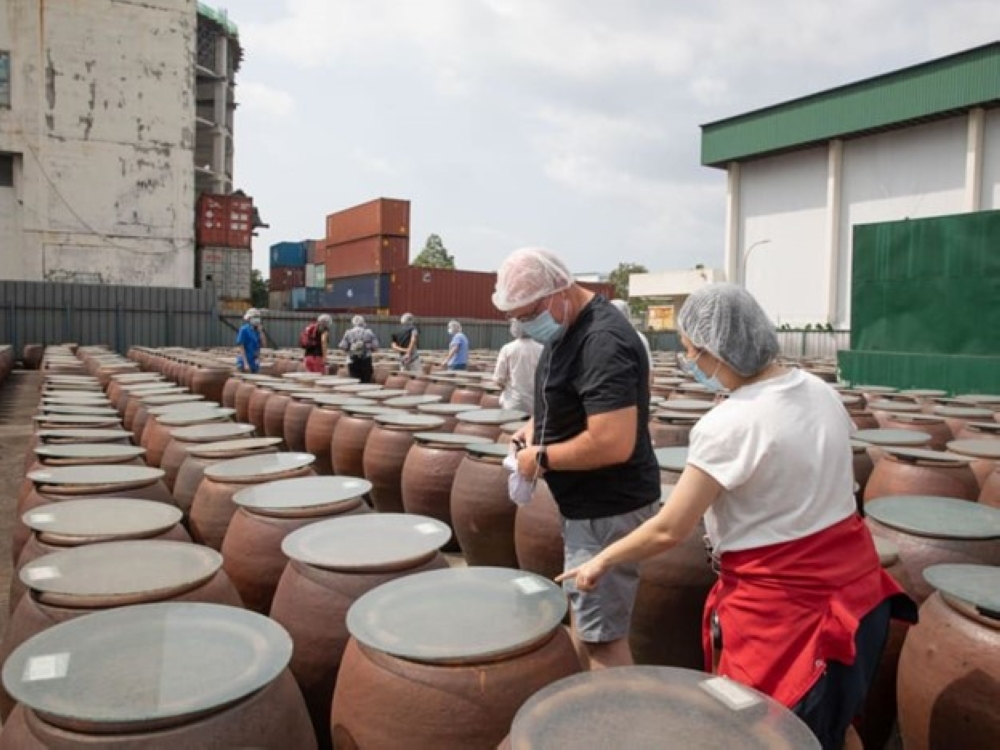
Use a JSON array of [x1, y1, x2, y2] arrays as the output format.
[[221, 476, 372, 614], [879, 413, 953, 451], [945, 438, 1000, 491], [330, 404, 402, 479], [142, 406, 234, 468], [19, 443, 147, 505], [933, 405, 996, 439], [160, 421, 256, 492], [450, 443, 519, 568], [303, 395, 370, 476], [863, 447, 980, 504], [270, 514, 452, 750], [282, 391, 319, 452], [514, 480, 564, 581], [362, 414, 445, 513], [454, 408, 528, 441], [416, 402, 482, 432], [648, 410, 698, 448], [172, 436, 281, 515]]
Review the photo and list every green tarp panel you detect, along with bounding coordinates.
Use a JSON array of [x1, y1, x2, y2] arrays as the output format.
[[838, 350, 1000, 395]]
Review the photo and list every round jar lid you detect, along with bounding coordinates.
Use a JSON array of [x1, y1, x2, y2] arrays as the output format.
[[346, 567, 567, 664], [956, 394, 1000, 406], [662, 399, 714, 413], [23, 499, 182, 540], [655, 446, 689, 472], [869, 400, 921, 413], [872, 536, 899, 567], [900, 389, 948, 398], [932, 405, 995, 419], [507, 666, 819, 749], [466, 443, 512, 461], [340, 404, 400, 419], [312, 395, 370, 409], [282, 513, 451, 571], [146, 402, 221, 418], [19, 541, 221, 606], [0, 602, 291, 732], [922, 564, 1000, 622], [416, 403, 482, 416], [38, 404, 119, 416], [203, 452, 315, 482], [282, 372, 325, 382], [854, 429, 932, 447], [169, 422, 256, 443], [28, 465, 164, 488], [233, 475, 371, 514], [964, 422, 1000, 435], [412, 432, 494, 448], [109, 372, 162, 382], [333, 384, 384, 394], [32, 414, 122, 427], [946, 439, 1000, 460], [359, 389, 408, 401], [186, 436, 282, 457], [315, 376, 360, 387], [654, 410, 701, 423], [34, 444, 145, 462], [384, 395, 445, 408], [155, 408, 234, 427], [884, 414, 945, 426], [138, 394, 206, 405], [855, 385, 897, 394], [36, 428, 133, 444], [374, 413, 446, 430], [455, 408, 529, 425], [866, 495, 1000, 540], [882, 446, 971, 464], [499, 420, 527, 434]]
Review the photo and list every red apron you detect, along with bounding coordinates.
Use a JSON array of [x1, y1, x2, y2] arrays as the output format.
[[702, 514, 910, 708]]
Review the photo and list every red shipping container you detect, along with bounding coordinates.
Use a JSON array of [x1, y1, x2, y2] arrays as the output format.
[[196, 193, 255, 249], [388, 267, 505, 321], [320, 236, 409, 280], [269, 266, 305, 291], [325, 198, 410, 245]]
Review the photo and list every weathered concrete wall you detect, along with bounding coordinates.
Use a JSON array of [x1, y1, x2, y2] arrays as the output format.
[[0, 0, 196, 286]]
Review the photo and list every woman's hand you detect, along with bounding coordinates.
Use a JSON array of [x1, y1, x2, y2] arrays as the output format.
[[555, 556, 607, 592]]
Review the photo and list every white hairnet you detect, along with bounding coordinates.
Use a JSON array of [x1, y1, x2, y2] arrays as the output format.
[[677, 283, 779, 377], [352, 315, 365, 327], [317, 314, 332, 327], [447, 320, 461, 333], [400, 312, 415, 325], [609, 299, 630, 316], [492, 247, 573, 312], [244, 308, 260, 321]]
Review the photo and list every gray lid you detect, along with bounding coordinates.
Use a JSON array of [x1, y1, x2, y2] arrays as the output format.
[[341, 404, 401, 418], [662, 399, 714, 413], [412, 432, 494, 447], [35, 428, 133, 444], [923, 564, 1000, 621], [34, 444, 146, 462], [360, 389, 409, 401], [932, 405, 995, 419], [32, 414, 122, 426], [854, 429, 932, 447], [869, 400, 921, 413], [374, 413, 446, 430], [867, 495, 1000, 540], [655, 446, 689, 472], [203, 452, 315, 482], [964, 422, 1000, 435], [282, 513, 451, 570], [384, 395, 445, 408], [38, 405, 119, 416], [873, 536, 899, 567], [416, 403, 482, 416], [332, 384, 384, 394], [233, 475, 371, 513], [466, 443, 513, 460], [346, 567, 567, 663], [146, 401, 220, 417], [883, 446, 971, 464], [0, 603, 291, 729], [900, 389, 948, 398], [315, 376, 360, 387], [186, 436, 282, 457], [28, 465, 164, 487], [312, 394, 370, 409], [654, 410, 701, 423], [138, 393, 206, 406], [855, 385, 898, 393], [169, 422, 256, 443], [155, 408, 235, 427], [455, 408, 528, 425], [946, 439, 1000, 460], [882, 414, 945, 425], [956, 393, 1000, 405], [23, 499, 182, 538]]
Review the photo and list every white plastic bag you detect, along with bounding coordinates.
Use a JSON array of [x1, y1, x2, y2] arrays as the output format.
[[502, 448, 534, 506]]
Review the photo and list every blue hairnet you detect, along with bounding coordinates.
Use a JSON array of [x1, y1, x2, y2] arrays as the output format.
[[677, 283, 779, 377]]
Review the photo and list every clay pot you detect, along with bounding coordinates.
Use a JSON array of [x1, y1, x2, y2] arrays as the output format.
[[19, 443, 147, 505], [852, 440, 875, 512], [383, 394, 443, 412], [863, 447, 980, 504], [514, 480, 564, 581], [331, 568, 581, 750], [142, 407, 234, 468], [450, 443, 519, 568], [362, 414, 445, 513], [449, 384, 485, 405], [865, 495, 1000, 603], [221, 476, 372, 614], [26, 428, 133, 471], [880, 413, 953, 451], [160, 421, 256, 492], [850, 411, 881, 431], [854, 427, 932, 465], [189, 452, 317, 550], [190, 365, 231, 403], [303, 396, 371, 476], [331, 405, 402, 479], [0, 603, 316, 749], [400, 432, 494, 549], [402, 377, 430, 396], [981, 469, 1000, 509], [503, 665, 819, 749], [172, 437, 281, 515], [897, 565, 1000, 750], [10, 499, 189, 614], [423, 379, 457, 402], [247, 384, 276, 434], [955, 421, 1000, 442], [415, 402, 481, 432], [133, 394, 208, 445], [221, 375, 241, 408], [945, 438, 1000, 490], [270, 514, 452, 750], [0, 541, 243, 720], [16, 465, 174, 564], [933, 405, 996, 439], [282, 392, 318, 453], [454, 408, 528, 441]]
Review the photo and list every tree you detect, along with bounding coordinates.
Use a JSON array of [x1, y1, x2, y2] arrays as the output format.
[[251, 268, 269, 308], [608, 262, 649, 316], [413, 234, 455, 269]]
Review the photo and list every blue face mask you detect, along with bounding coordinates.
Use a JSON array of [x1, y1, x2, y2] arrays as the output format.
[[680, 351, 725, 392], [522, 309, 564, 344]]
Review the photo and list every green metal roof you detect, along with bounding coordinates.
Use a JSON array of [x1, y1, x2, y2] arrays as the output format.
[[701, 42, 1000, 168], [197, 3, 239, 37]]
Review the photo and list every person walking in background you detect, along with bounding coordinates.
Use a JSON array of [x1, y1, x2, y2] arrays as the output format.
[[391, 312, 421, 372], [236, 307, 264, 373], [301, 313, 332, 374], [492, 319, 543, 415], [492, 246, 660, 671], [556, 283, 916, 749], [338, 315, 380, 383], [441, 320, 469, 370]]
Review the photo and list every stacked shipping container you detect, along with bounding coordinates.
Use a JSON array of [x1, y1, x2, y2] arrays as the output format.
[[194, 192, 257, 308]]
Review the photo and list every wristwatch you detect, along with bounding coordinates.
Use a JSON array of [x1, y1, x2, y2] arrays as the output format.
[[537, 445, 550, 470]]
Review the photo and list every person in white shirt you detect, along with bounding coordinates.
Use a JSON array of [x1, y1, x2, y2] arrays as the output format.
[[610, 299, 653, 383], [492, 319, 543, 415]]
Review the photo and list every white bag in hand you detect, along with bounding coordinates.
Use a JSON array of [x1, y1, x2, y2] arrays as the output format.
[[502, 448, 534, 506]]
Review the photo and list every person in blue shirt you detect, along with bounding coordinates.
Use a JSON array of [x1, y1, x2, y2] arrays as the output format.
[[235, 308, 264, 373], [442, 320, 469, 370]]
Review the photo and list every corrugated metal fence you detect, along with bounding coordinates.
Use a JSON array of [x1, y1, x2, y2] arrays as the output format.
[[1, 280, 848, 361]]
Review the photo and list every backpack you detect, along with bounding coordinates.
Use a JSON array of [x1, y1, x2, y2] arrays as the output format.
[[299, 323, 320, 349], [350, 337, 370, 359]]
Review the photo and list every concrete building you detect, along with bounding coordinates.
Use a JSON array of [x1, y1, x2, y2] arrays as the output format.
[[628, 267, 726, 329], [0, 0, 241, 287], [700, 42, 1000, 328]]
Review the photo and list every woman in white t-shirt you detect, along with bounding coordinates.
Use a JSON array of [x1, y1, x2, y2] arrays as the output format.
[[557, 283, 914, 750]]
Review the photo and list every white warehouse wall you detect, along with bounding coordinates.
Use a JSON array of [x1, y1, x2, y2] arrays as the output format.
[[837, 116, 968, 323], [0, 0, 196, 286], [740, 146, 828, 326], [983, 108, 1000, 211]]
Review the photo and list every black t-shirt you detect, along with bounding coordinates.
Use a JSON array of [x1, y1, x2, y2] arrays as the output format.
[[392, 325, 418, 350], [533, 295, 660, 519]]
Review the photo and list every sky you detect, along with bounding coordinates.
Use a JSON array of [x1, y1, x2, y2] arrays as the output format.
[[218, 0, 999, 277]]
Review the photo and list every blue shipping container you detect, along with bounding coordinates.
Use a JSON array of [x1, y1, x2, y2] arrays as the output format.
[[290, 274, 390, 310], [270, 241, 308, 268]]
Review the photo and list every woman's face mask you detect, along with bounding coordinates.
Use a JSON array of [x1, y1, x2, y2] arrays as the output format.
[[679, 350, 725, 392]]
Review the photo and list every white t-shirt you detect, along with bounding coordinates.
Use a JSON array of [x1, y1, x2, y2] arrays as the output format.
[[687, 368, 856, 554], [493, 337, 543, 415]]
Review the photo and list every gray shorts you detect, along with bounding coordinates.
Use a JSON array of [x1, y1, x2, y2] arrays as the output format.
[[562, 501, 659, 643]]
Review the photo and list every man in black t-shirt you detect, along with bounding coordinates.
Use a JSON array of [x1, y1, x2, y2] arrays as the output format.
[[493, 247, 660, 670]]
